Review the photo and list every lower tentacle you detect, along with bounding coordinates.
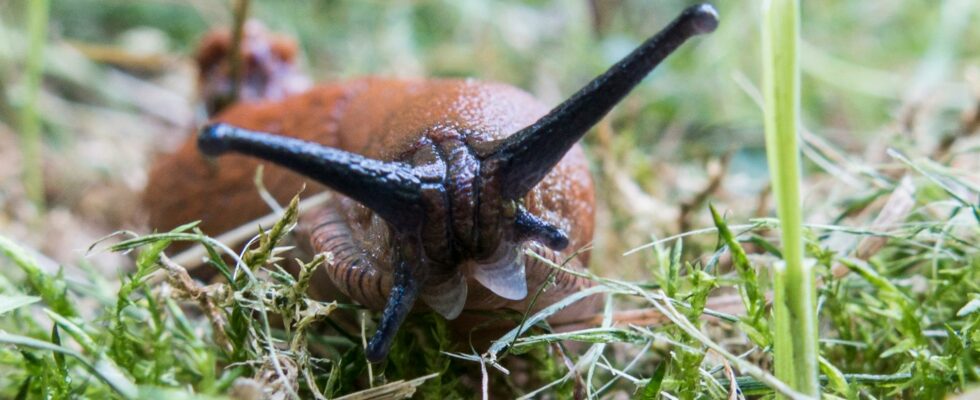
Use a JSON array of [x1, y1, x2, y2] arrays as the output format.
[[365, 254, 420, 362]]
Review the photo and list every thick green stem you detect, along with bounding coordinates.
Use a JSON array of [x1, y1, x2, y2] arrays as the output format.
[[761, 0, 819, 396], [772, 261, 818, 396], [21, 0, 50, 210]]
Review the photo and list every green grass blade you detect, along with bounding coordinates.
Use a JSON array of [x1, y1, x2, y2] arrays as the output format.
[[0, 295, 40, 316], [761, 0, 819, 396], [639, 356, 669, 400], [0, 332, 138, 399], [0, 235, 76, 317]]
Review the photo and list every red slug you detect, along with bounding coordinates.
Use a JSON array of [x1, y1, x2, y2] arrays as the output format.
[[144, 4, 718, 362]]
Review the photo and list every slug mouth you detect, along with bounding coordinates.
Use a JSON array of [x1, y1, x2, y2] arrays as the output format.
[[468, 242, 529, 301], [419, 272, 468, 319]]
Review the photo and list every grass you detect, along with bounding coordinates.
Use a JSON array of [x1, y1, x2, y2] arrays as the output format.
[[761, 0, 819, 395], [0, 0, 978, 398], [0, 172, 977, 398]]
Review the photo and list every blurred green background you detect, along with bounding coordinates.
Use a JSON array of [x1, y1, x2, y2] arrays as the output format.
[[9, 0, 979, 143]]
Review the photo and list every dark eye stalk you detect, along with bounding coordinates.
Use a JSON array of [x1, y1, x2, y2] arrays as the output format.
[[199, 123, 425, 232], [485, 3, 718, 200], [515, 206, 569, 250], [196, 3, 719, 362]]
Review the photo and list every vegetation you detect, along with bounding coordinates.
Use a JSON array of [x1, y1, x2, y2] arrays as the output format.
[[0, 0, 977, 398]]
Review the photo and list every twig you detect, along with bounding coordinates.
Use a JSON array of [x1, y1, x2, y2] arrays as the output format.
[[679, 154, 732, 232], [556, 294, 748, 328], [159, 254, 232, 352], [227, 0, 251, 103]]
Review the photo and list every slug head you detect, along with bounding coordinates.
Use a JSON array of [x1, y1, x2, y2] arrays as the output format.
[[197, 4, 718, 362]]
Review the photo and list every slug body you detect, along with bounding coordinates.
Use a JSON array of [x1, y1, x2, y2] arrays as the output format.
[[145, 4, 718, 362]]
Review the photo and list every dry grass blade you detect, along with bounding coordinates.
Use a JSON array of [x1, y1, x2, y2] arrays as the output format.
[[831, 175, 916, 278], [334, 374, 439, 400], [159, 254, 231, 352], [556, 294, 747, 328]]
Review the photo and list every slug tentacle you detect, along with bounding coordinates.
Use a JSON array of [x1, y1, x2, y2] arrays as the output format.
[[514, 206, 569, 251], [199, 123, 426, 231], [365, 237, 424, 363], [485, 3, 719, 199]]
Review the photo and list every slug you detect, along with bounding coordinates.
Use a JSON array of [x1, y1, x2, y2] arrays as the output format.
[[194, 20, 311, 116], [144, 4, 718, 362]]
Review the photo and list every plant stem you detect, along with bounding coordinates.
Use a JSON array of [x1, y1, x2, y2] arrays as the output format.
[[228, 0, 251, 103], [22, 0, 50, 210], [761, 0, 819, 397]]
